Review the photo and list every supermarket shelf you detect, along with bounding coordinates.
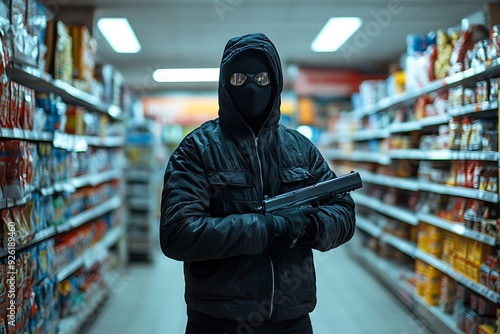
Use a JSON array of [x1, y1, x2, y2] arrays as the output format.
[[348, 241, 404, 282], [350, 129, 390, 141], [128, 198, 152, 210], [418, 181, 498, 203], [357, 215, 418, 258], [77, 169, 122, 188], [418, 213, 496, 246], [346, 239, 416, 309], [388, 121, 423, 134], [56, 226, 125, 282], [388, 100, 499, 135], [389, 149, 498, 161], [448, 100, 499, 118], [318, 132, 352, 145], [7, 65, 123, 120], [413, 295, 465, 334], [58, 289, 110, 334], [323, 148, 498, 165], [58, 196, 122, 233], [353, 59, 500, 118], [1, 170, 120, 208], [0, 197, 122, 259], [351, 193, 419, 226], [41, 169, 122, 196], [125, 169, 152, 181], [86, 136, 125, 147], [356, 215, 383, 237], [415, 249, 500, 303], [418, 114, 450, 128], [321, 149, 391, 165], [348, 241, 463, 334], [380, 234, 417, 258], [0, 128, 53, 141], [359, 171, 420, 191], [359, 170, 497, 203], [0, 226, 58, 259], [0, 194, 30, 210], [0, 129, 124, 150]]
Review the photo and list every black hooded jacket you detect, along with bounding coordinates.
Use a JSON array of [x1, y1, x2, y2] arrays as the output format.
[[160, 33, 356, 322]]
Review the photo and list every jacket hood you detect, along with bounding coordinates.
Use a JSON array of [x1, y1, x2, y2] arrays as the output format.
[[218, 33, 283, 135]]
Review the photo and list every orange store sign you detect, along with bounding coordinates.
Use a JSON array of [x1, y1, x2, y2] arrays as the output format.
[[143, 95, 219, 125], [293, 67, 384, 96]]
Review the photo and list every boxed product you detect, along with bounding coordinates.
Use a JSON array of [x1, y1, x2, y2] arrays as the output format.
[[439, 275, 456, 314], [44, 20, 73, 83], [70, 25, 96, 90], [7, 0, 39, 67], [455, 300, 467, 331], [477, 324, 495, 334], [64, 105, 85, 135], [464, 309, 479, 334]]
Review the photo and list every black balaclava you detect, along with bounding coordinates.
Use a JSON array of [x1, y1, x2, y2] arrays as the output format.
[[226, 50, 273, 133]]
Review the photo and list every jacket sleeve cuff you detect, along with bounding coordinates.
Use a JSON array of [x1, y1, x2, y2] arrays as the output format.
[[301, 215, 320, 245], [262, 213, 277, 245]]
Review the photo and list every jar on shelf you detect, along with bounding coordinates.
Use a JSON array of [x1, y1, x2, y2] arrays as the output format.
[[489, 77, 499, 102], [475, 81, 488, 103], [460, 117, 472, 151], [448, 117, 462, 150], [490, 25, 500, 60], [471, 40, 489, 68]]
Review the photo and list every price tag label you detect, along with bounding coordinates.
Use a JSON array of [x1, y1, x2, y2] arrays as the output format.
[[12, 128, 22, 138], [83, 253, 96, 269]]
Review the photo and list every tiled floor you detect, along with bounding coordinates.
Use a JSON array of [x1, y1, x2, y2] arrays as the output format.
[[87, 242, 432, 334]]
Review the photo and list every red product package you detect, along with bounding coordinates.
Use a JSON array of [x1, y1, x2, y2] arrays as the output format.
[[24, 87, 34, 130], [449, 29, 472, 75], [472, 162, 485, 189], [456, 161, 467, 187], [3, 140, 23, 199], [0, 38, 8, 130], [453, 197, 467, 223], [1, 209, 12, 250], [18, 85, 27, 130], [18, 85, 34, 130], [466, 161, 485, 189], [427, 45, 438, 82], [0, 261, 6, 323], [0, 141, 5, 199], [9, 82, 19, 129], [450, 26, 489, 74]]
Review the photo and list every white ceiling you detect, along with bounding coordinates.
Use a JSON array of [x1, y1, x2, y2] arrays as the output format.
[[55, 0, 492, 95]]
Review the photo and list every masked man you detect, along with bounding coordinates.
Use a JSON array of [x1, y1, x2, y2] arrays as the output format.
[[160, 32, 356, 334]]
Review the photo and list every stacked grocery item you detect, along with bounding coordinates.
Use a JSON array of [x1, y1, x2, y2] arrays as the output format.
[[319, 7, 500, 334], [0, 1, 128, 333]]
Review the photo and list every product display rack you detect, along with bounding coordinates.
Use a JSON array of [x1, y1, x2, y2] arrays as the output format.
[[0, 57, 128, 333], [124, 120, 160, 262], [321, 54, 500, 334]]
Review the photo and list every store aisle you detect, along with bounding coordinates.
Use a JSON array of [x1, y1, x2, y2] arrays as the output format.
[[87, 242, 432, 334]]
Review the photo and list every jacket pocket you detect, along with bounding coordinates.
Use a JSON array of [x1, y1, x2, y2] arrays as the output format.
[[206, 171, 255, 212], [278, 167, 312, 193], [207, 170, 253, 188]]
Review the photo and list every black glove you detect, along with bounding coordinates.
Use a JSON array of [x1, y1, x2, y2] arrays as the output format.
[[273, 207, 320, 245]]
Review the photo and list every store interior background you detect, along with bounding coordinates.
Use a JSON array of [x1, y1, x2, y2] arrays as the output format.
[[2, 0, 500, 333]]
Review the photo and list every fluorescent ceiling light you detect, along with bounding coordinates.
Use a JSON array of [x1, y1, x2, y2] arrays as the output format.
[[153, 68, 220, 83], [97, 18, 141, 53], [311, 17, 362, 52]]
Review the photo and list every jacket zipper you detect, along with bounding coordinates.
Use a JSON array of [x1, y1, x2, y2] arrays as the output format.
[[254, 136, 275, 318]]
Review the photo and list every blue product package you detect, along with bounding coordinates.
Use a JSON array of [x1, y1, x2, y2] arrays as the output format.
[[406, 34, 426, 56]]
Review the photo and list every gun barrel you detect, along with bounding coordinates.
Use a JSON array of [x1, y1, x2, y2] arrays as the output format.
[[263, 171, 362, 213]]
